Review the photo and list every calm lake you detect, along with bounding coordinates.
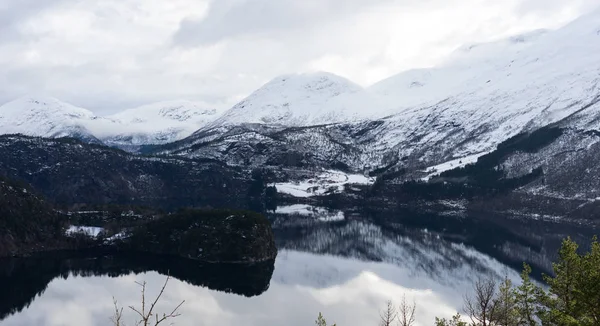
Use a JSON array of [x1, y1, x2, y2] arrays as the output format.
[[1, 208, 597, 326]]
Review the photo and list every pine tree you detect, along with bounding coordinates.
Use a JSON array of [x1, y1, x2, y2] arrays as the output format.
[[543, 237, 583, 324], [316, 312, 336, 326], [514, 264, 541, 326], [577, 236, 600, 324], [435, 314, 468, 326], [492, 276, 519, 326]]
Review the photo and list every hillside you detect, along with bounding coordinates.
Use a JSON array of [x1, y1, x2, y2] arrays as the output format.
[[152, 9, 600, 207], [1, 10, 600, 220], [0, 177, 66, 256], [0, 135, 253, 209]]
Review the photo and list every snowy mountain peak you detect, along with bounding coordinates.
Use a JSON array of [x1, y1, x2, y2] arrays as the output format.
[[0, 96, 97, 138], [270, 71, 364, 96], [1, 96, 95, 120], [209, 71, 388, 127], [0, 97, 225, 148]]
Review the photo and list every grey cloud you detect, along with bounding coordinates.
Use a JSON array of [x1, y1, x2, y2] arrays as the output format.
[[0, 0, 66, 41], [172, 0, 398, 46], [0, 0, 596, 114], [516, 0, 599, 14]]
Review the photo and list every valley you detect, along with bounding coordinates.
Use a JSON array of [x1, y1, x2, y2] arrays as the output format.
[[1, 9, 600, 224], [3, 1, 600, 325]]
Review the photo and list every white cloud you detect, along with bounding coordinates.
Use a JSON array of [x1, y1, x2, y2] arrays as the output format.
[[0, 0, 597, 114]]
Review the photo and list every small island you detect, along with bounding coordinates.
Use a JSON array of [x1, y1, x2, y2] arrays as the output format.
[[0, 176, 277, 263], [115, 209, 278, 263]]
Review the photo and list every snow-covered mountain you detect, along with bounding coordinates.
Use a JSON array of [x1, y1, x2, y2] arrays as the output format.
[[2, 8, 600, 213], [0, 97, 102, 143], [208, 72, 390, 127], [0, 97, 224, 148], [192, 9, 596, 159], [149, 7, 600, 206], [365, 9, 600, 161], [99, 100, 224, 148]]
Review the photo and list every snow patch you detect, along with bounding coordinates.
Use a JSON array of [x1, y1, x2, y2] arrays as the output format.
[[421, 152, 490, 181], [275, 204, 345, 222], [66, 225, 104, 237], [273, 170, 374, 198]]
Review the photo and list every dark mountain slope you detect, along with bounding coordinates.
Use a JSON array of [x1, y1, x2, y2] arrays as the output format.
[[0, 177, 66, 256], [0, 135, 252, 209]]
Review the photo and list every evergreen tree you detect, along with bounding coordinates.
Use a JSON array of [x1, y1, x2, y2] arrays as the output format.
[[542, 237, 584, 325], [435, 314, 468, 326], [577, 236, 600, 324], [315, 312, 336, 326], [514, 264, 541, 326], [492, 276, 519, 326]]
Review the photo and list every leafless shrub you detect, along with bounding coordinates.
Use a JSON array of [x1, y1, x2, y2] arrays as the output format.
[[398, 294, 416, 326], [463, 277, 498, 326], [111, 274, 185, 326], [379, 300, 397, 326]]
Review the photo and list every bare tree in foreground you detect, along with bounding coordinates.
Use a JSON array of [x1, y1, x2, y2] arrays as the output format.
[[111, 274, 185, 326], [398, 294, 416, 326], [463, 277, 498, 326], [379, 300, 397, 326]]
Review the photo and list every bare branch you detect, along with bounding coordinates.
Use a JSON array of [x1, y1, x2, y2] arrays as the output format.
[[398, 294, 416, 326], [153, 300, 185, 326], [147, 275, 171, 320], [110, 297, 125, 326], [463, 277, 497, 326], [115, 273, 184, 326], [380, 300, 397, 326], [128, 306, 146, 321]]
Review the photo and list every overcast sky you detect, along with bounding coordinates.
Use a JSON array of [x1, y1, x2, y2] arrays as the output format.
[[0, 0, 597, 114]]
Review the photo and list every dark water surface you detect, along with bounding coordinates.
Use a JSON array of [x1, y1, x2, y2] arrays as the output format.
[[1, 210, 597, 326]]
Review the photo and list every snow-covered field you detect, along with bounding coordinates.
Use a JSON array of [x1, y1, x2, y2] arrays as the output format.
[[421, 151, 490, 180], [66, 225, 104, 237], [273, 170, 374, 198], [275, 204, 345, 222]]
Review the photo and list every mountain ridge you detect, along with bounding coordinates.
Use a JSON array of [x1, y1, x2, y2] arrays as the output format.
[[0, 97, 225, 148]]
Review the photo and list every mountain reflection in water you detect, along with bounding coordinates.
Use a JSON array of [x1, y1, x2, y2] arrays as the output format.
[[1, 211, 597, 326], [0, 252, 274, 321]]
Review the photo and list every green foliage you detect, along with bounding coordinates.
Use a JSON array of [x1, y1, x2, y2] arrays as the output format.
[[493, 276, 520, 326], [450, 236, 600, 326], [514, 264, 542, 326], [311, 236, 600, 326], [537, 236, 600, 326], [579, 237, 600, 324], [435, 314, 467, 326], [542, 237, 585, 324], [315, 312, 336, 326]]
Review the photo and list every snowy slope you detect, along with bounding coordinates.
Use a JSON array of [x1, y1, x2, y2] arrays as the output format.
[[366, 9, 600, 162], [209, 72, 390, 127], [97, 100, 224, 146], [163, 8, 600, 176], [0, 97, 224, 148], [3, 8, 600, 179], [0, 96, 102, 142]]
